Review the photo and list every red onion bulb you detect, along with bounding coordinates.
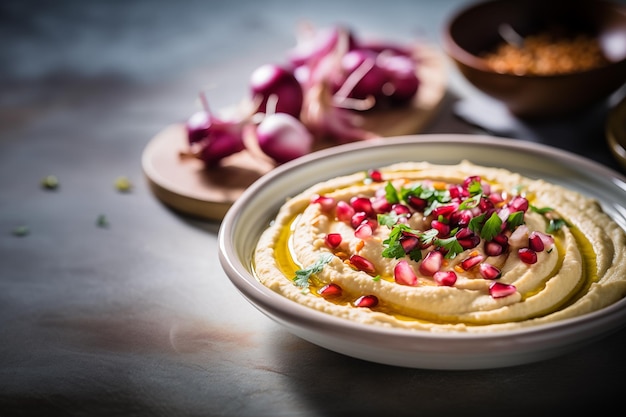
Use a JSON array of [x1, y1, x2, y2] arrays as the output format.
[[255, 112, 313, 163], [250, 64, 303, 118]]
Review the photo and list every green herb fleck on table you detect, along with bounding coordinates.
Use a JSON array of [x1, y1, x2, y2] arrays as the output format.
[[115, 176, 132, 193], [96, 214, 109, 228], [12, 225, 29, 237], [41, 175, 59, 190]]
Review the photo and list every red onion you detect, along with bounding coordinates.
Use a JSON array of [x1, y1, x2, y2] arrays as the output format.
[[184, 93, 246, 167], [186, 110, 211, 144], [196, 123, 246, 167], [337, 49, 389, 100], [255, 112, 313, 163], [377, 52, 420, 103], [250, 64, 303, 118]]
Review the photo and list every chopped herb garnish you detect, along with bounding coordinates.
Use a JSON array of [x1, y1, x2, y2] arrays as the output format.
[[97, 214, 109, 228], [530, 205, 554, 215], [294, 253, 333, 291], [480, 212, 503, 241], [381, 224, 413, 259], [12, 225, 29, 237], [458, 193, 482, 210], [468, 213, 486, 234], [530, 205, 570, 233], [115, 176, 132, 193], [467, 180, 483, 195], [372, 275, 381, 282], [378, 212, 403, 228], [435, 236, 464, 259], [507, 211, 525, 229], [547, 218, 569, 233], [385, 181, 400, 204], [41, 175, 59, 190]]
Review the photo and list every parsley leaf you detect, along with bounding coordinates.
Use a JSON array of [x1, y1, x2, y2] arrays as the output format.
[[530, 205, 554, 215], [378, 212, 402, 228], [468, 213, 485, 234], [381, 224, 412, 259], [506, 211, 525, 229], [467, 180, 483, 195], [530, 205, 570, 233], [385, 181, 400, 204], [294, 253, 333, 291], [435, 236, 464, 259], [547, 218, 568, 233], [481, 212, 502, 241]]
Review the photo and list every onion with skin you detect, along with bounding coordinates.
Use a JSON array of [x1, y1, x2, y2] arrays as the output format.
[[255, 112, 314, 164], [184, 24, 422, 168], [196, 121, 246, 167], [337, 49, 389, 100], [183, 93, 246, 167], [377, 52, 420, 103], [250, 64, 303, 118]]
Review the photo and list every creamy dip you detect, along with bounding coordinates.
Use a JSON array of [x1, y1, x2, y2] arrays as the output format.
[[254, 161, 626, 332]]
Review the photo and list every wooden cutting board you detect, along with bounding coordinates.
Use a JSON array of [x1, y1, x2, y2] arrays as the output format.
[[142, 43, 448, 220]]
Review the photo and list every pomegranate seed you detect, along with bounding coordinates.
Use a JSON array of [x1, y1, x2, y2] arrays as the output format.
[[508, 196, 529, 212], [460, 254, 484, 270], [478, 197, 494, 212], [489, 282, 516, 298], [433, 270, 457, 286], [484, 241, 504, 256], [456, 228, 480, 250], [431, 220, 450, 237], [432, 203, 458, 219], [336, 201, 355, 223], [349, 254, 376, 274], [493, 234, 508, 247], [355, 222, 373, 239], [407, 195, 427, 211], [400, 235, 420, 254], [528, 231, 545, 252], [488, 192, 504, 205], [448, 184, 464, 199], [537, 231, 555, 248], [354, 294, 378, 308], [371, 195, 393, 213], [449, 210, 473, 227], [391, 204, 411, 216], [368, 169, 383, 182], [350, 212, 369, 229], [394, 260, 418, 286], [479, 263, 502, 280], [319, 283, 342, 298], [419, 250, 443, 276], [311, 195, 336, 213], [518, 248, 538, 264], [350, 196, 374, 217], [325, 233, 342, 249]]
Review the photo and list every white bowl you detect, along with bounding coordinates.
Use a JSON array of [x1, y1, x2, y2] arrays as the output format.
[[218, 134, 626, 370]]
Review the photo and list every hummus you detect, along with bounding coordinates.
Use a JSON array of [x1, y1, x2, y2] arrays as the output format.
[[254, 161, 626, 332]]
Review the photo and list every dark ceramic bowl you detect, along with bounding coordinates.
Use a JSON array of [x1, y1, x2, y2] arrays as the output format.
[[442, 0, 626, 119]]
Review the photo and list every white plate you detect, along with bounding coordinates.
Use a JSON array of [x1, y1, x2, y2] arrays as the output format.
[[218, 134, 626, 370]]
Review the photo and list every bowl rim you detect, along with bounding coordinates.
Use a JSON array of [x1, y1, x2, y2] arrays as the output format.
[[440, 0, 626, 79], [218, 134, 626, 347]]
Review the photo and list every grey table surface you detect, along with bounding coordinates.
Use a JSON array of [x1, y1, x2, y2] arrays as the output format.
[[2, 1, 626, 416]]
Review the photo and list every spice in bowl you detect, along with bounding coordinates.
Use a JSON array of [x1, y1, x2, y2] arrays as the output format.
[[482, 28, 610, 76]]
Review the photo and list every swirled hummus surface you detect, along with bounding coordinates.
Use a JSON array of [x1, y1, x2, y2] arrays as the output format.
[[253, 161, 626, 332]]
